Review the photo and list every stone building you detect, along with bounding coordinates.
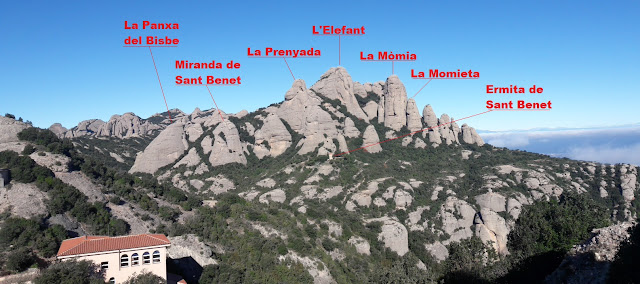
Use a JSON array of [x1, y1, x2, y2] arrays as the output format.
[[57, 234, 171, 283]]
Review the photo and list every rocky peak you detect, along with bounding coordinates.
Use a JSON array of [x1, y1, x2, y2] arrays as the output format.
[[278, 80, 322, 133], [406, 99, 423, 132], [353, 82, 367, 98], [362, 125, 382, 153], [285, 79, 309, 101], [48, 123, 68, 137], [310, 67, 369, 122], [95, 112, 161, 138], [61, 119, 105, 138], [129, 121, 188, 174], [547, 222, 635, 283], [461, 124, 484, 146], [0, 116, 30, 143], [422, 105, 438, 128], [209, 121, 247, 166], [190, 107, 202, 119], [383, 75, 408, 131]]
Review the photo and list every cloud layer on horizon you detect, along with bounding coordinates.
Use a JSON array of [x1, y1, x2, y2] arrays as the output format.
[[479, 126, 640, 166]]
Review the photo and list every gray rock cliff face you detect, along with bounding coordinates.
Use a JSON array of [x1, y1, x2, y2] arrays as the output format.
[[474, 192, 506, 212], [620, 165, 637, 202], [451, 119, 461, 143], [63, 119, 105, 138], [48, 123, 68, 137], [361, 125, 382, 153], [353, 82, 367, 98], [362, 101, 379, 121], [422, 105, 439, 128], [377, 98, 385, 124], [367, 217, 409, 256], [61, 112, 164, 139], [96, 112, 161, 138], [209, 121, 247, 166], [438, 114, 455, 145], [0, 116, 29, 143], [383, 75, 408, 131], [421, 105, 441, 145], [310, 67, 369, 122], [475, 208, 509, 255], [253, 113, 292, 158], [461, 124, 484, 146], [439, 197, 476, 244], [406, 99, 423, 132], [278, 79, 323, 133], [129, 121, 188, 174], [279, 79, 346, 155], [342, 117, 360, 138]]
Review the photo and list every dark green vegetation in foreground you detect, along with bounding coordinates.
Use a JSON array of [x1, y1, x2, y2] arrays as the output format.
[[0, 127, 200, 275], [34, 260, 105, 284]]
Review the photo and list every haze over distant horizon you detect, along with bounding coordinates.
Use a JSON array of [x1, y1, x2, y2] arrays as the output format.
[[1, 1, 638, 132]]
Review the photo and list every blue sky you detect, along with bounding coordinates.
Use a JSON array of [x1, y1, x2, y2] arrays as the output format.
[[1, 0, 638, 131]]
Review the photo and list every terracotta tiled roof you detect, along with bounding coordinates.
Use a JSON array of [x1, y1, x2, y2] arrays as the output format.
[[57, 234, 170, 257]]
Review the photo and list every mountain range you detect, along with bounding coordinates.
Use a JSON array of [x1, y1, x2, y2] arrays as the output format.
[[0, 67, 638, 283]]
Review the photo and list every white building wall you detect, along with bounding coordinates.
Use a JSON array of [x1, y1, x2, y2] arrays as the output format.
[[59, 245, 168, 283]]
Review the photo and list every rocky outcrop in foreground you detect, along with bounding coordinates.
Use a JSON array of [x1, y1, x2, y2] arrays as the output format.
[[546, 222, 634, 284]]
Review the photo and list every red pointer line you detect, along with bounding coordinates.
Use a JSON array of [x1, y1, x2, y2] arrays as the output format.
[[333, 109, 494, 157], [411, 78, 433, 99], [148, 47, 172, 123], [283, 57, 295, 80], [205, 85, 225, 123]]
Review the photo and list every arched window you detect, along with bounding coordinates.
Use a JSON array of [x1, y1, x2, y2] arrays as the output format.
[[108, 277, 115, 284], [143, 252, 151, 264], [131, 253, 140, 266], [120, 254, 129, 267], [152, 250, 161, 264]]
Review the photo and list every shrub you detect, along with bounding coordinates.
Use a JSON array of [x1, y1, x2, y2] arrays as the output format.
[[124, 271, 165, 284], [22, 144, 36, 155], [34, 260, 104, 284], [17, 128, 73, 156], [5, 247, 36, 272], [322, 238, 337, 251], [109, 196, 122, 205], [508, 193, 610, 257]]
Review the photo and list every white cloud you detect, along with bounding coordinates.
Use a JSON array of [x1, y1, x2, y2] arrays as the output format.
[[483, 134, 530, 148], [566, 144, 640, 166], [479, 125, 640, 166]]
